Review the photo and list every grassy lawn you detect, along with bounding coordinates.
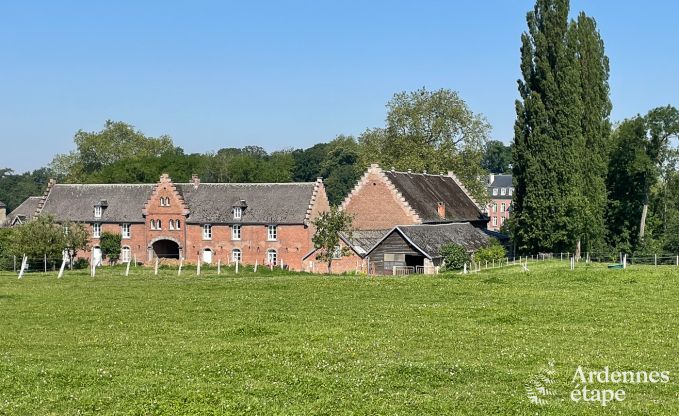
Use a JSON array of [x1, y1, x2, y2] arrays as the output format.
[[0, 262, 677, 415]]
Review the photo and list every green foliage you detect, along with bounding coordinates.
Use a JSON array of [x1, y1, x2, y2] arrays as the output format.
[[10, 215, 65, 259], [513, 0, 610, 254], [358, 88, 491, 204], [99, 232, 122, 264], [0, 168, 51, 212], [474, 240, 506, 264], [439, 243, 470, 270], [311, 206, 353, 273], [63, 222, 90, 263], [482, 140, 513, 173]]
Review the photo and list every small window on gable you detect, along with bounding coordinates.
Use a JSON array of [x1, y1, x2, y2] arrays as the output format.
[[501, 188, 506, 196], [175, 220, 181, 230], [94, 206, 102, 218], [492, 188, 498, 196], [509, 188, 513, 196], [233, 206, 242, 220], [157, 220, 162, 230], [332, 246, 342, 259], [169, 220, 175, 230]]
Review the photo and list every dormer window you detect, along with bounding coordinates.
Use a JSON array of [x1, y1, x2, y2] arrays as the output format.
[[492, 188, 498, 196], [94, 206, 102, 218], [501, 188, 507, 196], [233, 206, 242, 220]]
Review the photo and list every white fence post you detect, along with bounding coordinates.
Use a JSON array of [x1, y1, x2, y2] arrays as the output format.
[[197, 260, 201, 276], [58, 259, 66, 278], [125, 260, 131, 277], [178, 258, 183, 276], [154, 258, 159, 276], [236, 259, 239, 274], [254, 259, 258, 273], [217, 259, 221, 275], [18, 255, 28, 279]]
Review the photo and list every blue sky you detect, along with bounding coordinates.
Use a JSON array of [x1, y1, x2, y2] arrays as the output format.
[[1, 1, 677, 172]]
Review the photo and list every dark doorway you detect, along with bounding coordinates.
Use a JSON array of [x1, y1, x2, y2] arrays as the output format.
[[152, 239, 180, 259], [405, 255, 425, 268]]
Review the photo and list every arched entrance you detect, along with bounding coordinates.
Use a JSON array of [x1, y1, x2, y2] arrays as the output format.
[[151, 239, 181, 259]]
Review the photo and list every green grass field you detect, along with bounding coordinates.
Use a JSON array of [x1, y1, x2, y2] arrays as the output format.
[[1, 262, 677, 415]]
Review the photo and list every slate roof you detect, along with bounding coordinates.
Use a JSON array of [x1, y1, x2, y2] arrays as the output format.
[[6, 196, 42, 225], [36, 182, 317, 224], [383, 171, 485, 223], [0, 201, 5, 208], [368, 223, 491, 259], [488, 174, 513, 198], [176, 183, 317, 224], [340, 229, 390, 256]]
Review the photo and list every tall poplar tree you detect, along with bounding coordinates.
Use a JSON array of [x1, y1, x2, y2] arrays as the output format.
[[512, 0, 610, 254]]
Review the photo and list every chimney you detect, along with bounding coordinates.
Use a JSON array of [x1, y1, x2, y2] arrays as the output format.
[[437, 202, 446, 219], [0, 201, 5, 226], [192, 174, 200, 189], [489, 173, 495, 186]]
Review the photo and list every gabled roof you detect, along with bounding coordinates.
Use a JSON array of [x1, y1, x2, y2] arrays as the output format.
[[177, 182, 318, 224], [40, 184, 155, 223], [366, 223, 491, 259], [488, 174, 513, 188], [35, 179, 321, 225], [301, 228, 390, 260], [6, 196, 42, 225], [383, 170, 485, 223]]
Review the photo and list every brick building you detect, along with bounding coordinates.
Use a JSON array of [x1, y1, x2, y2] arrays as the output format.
[[23, 174, 329, 270], [319, 164, 492, 274], [486, 174, 513, 231]]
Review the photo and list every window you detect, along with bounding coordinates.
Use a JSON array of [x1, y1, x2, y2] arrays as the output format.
[[232, 224, 241, 240], [121, 223, 131, 239], [492, 217, 498, 226], [501, 188, 507, 196], [160, 197, 170, 207], [232, 249, 242, 263], [63, 225, 69, 235], [157, 220, 162, 230], [266, 249, 277, 265], [267, 225, 277, 241], [169, 220, 175, 230], [150, 219, 156, 230], [203, 224, 212, 240], [332, 246, 342, 259], [492, 188, 498, 196], [509, 188, 513, 196], [121, 246, 131, 263], [92, 223, 101, 238], [501, 217, 506, 225], [384, 253, 405, 262], [492, 203, 497, 213], [501, 202, 506, 213], [94, 206, 102, 218], [175, 220, 180, 230], [233, 206, 242, 220]]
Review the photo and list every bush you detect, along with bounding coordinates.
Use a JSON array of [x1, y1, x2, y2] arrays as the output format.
[[440, 243, 470, 270], [72, 258, 89, 269], [475, 239, 506, 264]]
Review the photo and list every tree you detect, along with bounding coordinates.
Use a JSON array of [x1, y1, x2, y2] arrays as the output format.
[[482, 141, 513, 173], [0, 167, 52, 211], [99, 232, 122, 264], [358, 88, 491, 203], [311, 206, 353, 274], [51, 120, 176, 181], [10, 215, 65, 260], [63, 222, 90, 267], [512, 0, 609, 254]]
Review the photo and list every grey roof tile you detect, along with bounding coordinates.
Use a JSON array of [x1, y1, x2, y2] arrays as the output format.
[[384, 223, 490, 258], [6, 196, 42, 224]]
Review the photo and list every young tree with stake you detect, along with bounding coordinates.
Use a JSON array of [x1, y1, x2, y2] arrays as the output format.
[[311, 206, 353, 274]]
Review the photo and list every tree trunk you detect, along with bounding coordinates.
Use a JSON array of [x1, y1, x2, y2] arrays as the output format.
[[639, 203, 649, 240], [575, 239, 581, 261]]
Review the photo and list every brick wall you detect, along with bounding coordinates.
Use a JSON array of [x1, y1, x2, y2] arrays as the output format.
[[343, 169, 420, 230]]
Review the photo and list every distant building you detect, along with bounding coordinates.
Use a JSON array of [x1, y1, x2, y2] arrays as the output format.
[[0, 201, 5, 225], [486, 174, 513, 231], [5, 196, 41, 226]]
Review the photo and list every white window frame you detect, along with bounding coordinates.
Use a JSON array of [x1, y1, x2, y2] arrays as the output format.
[[332, 245, 342, 259], [501, 216, 506, 225], [232, 224, 241, 241], [156, 219, 162, 230], [169, 220, 175, 230], [203, 224, 212, 240], [492, 217, 498, 226], [150, 219, 156, 230], [233, 206, 242, 220], [501, 188, 506, 196], [121, 246, 131, 263], [121, 223, 131, 239], [266, 249, 277, 265], [501, 202, 506, 213], [492, 188, 498, 196], [492, 203, 497, 213], [232, 249, 242, 263], [509, 188, 513, 196], [92, 223, 101, 238], [175, 219, 180, 230], [267, 225, 277, 241], [94, 206, 102, 218]]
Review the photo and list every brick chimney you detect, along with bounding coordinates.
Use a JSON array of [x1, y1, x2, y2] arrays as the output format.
[[437, 201, 446, 219], [191, 174, 200, 189]]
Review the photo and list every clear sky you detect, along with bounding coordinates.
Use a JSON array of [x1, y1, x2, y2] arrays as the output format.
[[1, 1, 677, 172]]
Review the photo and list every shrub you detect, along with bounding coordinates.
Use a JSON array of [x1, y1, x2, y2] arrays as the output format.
[[475, 239, 506, 264], [100, 232, 122, 264], [440, 243, 470, 270]]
